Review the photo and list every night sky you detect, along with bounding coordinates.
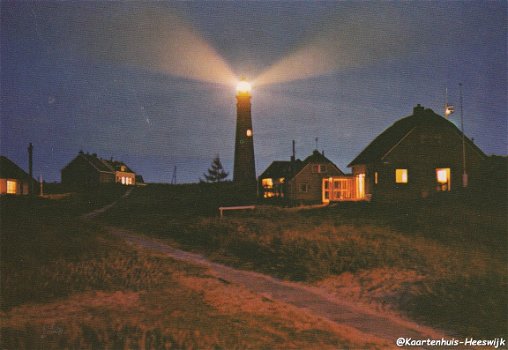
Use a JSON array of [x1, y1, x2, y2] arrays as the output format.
[[1, 1, 506, 183]]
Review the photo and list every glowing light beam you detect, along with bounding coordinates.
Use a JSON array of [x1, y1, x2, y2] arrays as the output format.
[[254, 7, 432, 87]]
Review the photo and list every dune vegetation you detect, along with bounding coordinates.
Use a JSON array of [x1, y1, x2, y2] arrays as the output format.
[[1, 182, 506, 347], [100, 183, 507, 338]]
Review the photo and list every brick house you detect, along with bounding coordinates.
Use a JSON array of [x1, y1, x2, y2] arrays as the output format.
[[345, 104, 486, 202], [61, 151, 136, 188], [259, 150, 344, 203]]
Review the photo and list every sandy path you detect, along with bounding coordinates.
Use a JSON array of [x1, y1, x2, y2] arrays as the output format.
[[106, 225, 445, 345]]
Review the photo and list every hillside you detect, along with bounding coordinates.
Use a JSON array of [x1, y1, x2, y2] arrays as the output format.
[[1, 183, 506, 347]]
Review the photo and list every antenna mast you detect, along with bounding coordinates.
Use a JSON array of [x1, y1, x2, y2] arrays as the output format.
[[171, 166, 177, 185], [459, 83, 468, 187]]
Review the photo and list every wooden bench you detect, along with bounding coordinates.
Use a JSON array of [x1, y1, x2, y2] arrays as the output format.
[[218, 205, 256, 217]]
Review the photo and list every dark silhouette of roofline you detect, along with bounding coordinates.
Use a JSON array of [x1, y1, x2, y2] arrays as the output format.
[[348, 105, 486, 167]]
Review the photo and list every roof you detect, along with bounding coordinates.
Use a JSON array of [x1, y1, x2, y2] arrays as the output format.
[[259, 160, 303, 180], [104, 160, 135, 173], [0, 156, 31, 180], [62, 152, 135, 174], [260, 150, 343, 181], [348, 105, 487, 167], [302, 150, 336, 164]]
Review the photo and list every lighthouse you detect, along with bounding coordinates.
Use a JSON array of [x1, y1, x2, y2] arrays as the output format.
[[233, 78, 256, 198]]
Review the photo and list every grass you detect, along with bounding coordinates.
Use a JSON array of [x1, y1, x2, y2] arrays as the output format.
[[99, 183, 508, 338], [1, 190, 359, 349]]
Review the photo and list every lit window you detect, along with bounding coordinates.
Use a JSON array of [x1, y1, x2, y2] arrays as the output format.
[[121, 165, 126, 172], [374, 172, 378, 185], [436, 168, 451, 191], [357, 174, 365, 199], [262, 178, 273, 189], [246, 129, 252, 137], [312, 165, 327, 173], [395, 169, 408, 183], [121, 177, 126, 185], [299, 183, 308, 192], [278, 177, 285, 184], [7, 180, 17, 194]]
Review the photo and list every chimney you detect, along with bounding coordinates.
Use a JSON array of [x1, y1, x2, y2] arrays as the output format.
[[413, 104, 425, 115], [28, 143, 34, 195], [291, 140, 296, 162]]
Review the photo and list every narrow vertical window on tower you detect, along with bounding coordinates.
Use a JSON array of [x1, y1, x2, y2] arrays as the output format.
[[246, 129, 252, 137]]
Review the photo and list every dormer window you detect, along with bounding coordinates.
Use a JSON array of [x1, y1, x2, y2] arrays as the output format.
[[120, 165, 126, 172]]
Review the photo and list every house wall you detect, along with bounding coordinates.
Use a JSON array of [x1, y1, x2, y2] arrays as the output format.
[[61, 156, 111, 187], [0, 178, 29, 195], [288, 163, 343, 203], [115, 171, 136, 185], [357, 124, 485, 201]]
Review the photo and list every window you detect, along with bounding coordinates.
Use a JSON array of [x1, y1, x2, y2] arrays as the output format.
[[261, 178, 273, 189], [262, 178, 274, 198], [436, 168, 451, 191], [121, 177, 126, 185], [312, 164, 327, 173], [395, 169, 408, 184], [374, 172, 378, 185], [299, 183, 308, 192], [7, 180, 17, 194], [357, 174, 365, 199], [246, 129, 252, 137]]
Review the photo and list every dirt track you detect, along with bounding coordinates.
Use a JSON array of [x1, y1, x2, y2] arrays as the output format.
[[83, 191, 444, 346], [106, 225, 444, 345]]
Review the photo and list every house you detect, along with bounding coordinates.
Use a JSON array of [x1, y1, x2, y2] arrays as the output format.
[[61, 151, 136, 188], [0, 156, 35, 195], [259, 150, 344, 203], [259, 159, 303, 199], [344, 104, 487, 202]]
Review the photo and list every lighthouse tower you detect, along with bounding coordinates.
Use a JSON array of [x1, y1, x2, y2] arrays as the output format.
[[233, 79, 256, 198]]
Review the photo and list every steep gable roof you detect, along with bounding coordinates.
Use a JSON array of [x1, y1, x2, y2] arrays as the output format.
[[302, 150, 336, 164], [62, 152, 135, 174], [259, 160, 303, 180], [104, 160, 135, 173], [0, 156, 31, 180], [348, 105, 486, 167]]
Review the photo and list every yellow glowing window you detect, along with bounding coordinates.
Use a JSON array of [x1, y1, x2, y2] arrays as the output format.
[[262, 178, 273, 189], [246, 129, 252, 137], [374, 172, 378, 184], [395, 169, 408, 183], [436, 168, 451, 191], [278, 177, 285, 184], [7, 180, 17, 194], [436, 168, 450, 183]]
